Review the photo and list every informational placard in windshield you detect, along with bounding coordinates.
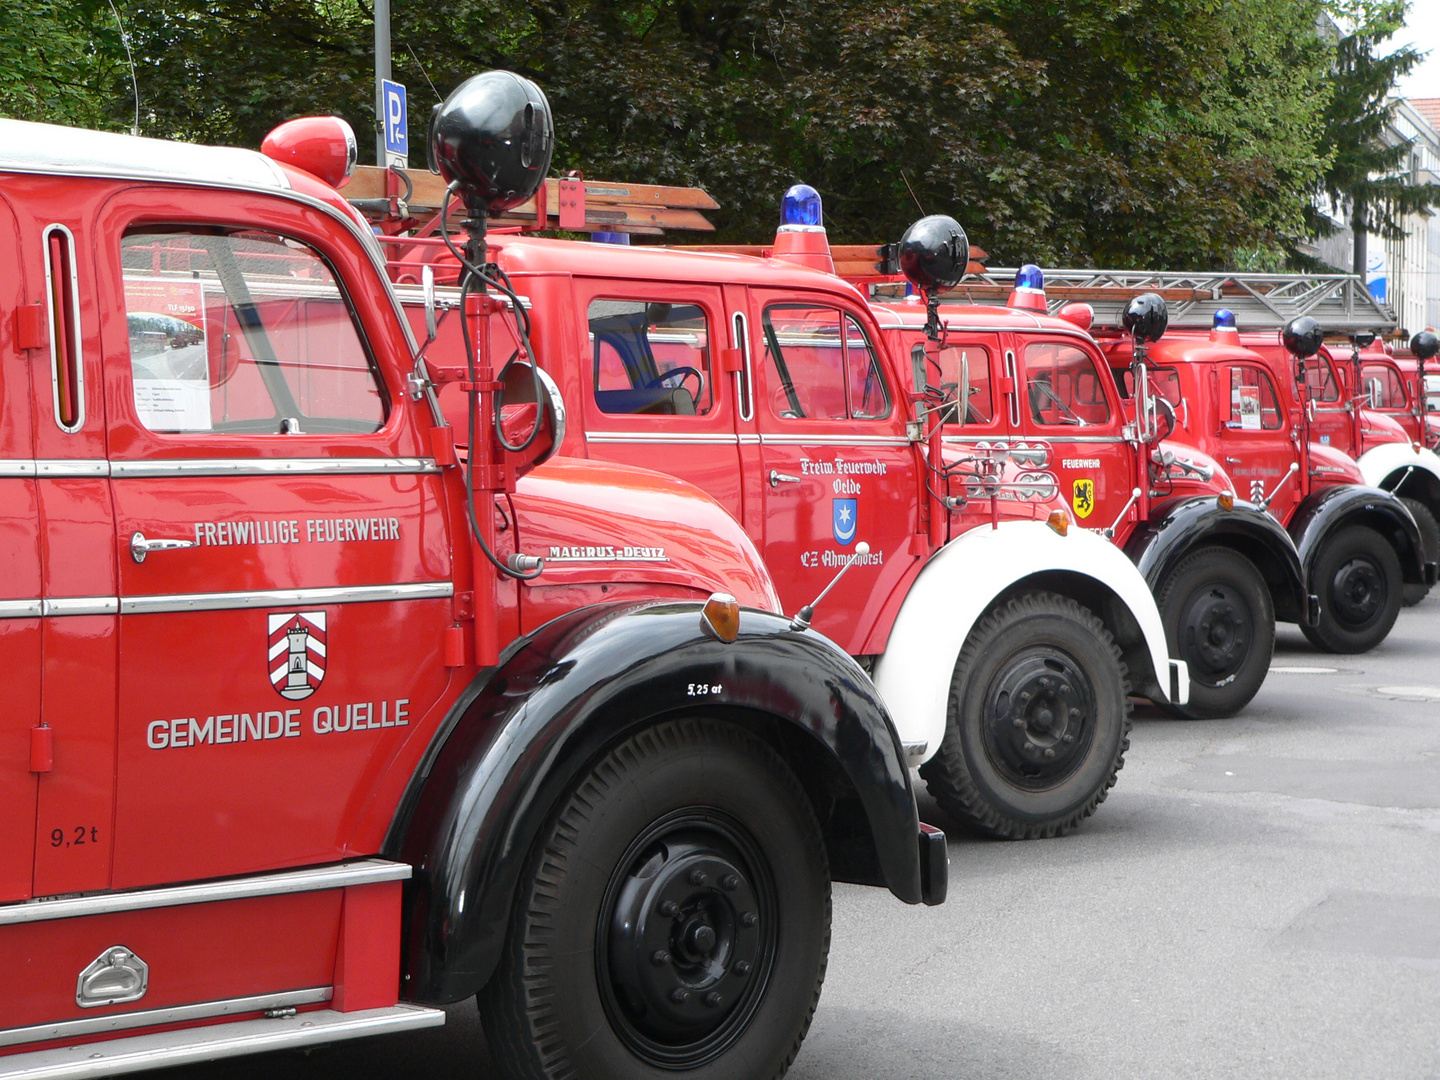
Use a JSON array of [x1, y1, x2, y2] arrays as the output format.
[[1235, 384, 1261, 430], [124, 276, 212, 432]]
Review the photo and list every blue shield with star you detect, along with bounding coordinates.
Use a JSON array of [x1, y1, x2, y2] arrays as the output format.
[[832, 498, 857, 546]]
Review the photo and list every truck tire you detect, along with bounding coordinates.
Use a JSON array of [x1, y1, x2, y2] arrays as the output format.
[[919, 592, 1130, 840], [1400, 497, 1437, 606], [1300, 524, 1403, 653], [1156, 546, 1274, 719], [479, 717, 830, 1080]]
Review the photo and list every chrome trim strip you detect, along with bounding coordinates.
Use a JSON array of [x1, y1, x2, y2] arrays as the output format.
[[43, 223, 86, 435], [0, 1004, 444, 1080], [37, 460, 109, 477], [110, 457, 440, 478], [733, 311, 755, 423], [585, 432, 739, 445], [0, 988, 332, 1050], [0, 583, 453, 620], [757, 434, 911, 447], [120, 581, 453, 615], [0, 459, 441, 478], [942, 435, 1125, 445], [0, 859, 411, 926], [43, 597, 118, 617]]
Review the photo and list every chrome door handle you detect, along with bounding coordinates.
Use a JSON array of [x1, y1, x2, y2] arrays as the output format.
[[130, 531, 199, 564], [769, 470, 801, 487], [1224, 457, 1242, 464]]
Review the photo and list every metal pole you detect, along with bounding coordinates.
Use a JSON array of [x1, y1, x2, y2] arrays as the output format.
[[374, 0, 391, 166]]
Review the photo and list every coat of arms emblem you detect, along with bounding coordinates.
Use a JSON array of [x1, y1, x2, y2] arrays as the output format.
[[268, 612, 326, 700]]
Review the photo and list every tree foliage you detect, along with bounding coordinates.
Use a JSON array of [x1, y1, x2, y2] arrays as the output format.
[[1307, 0, 1440, 272], [0, 0, 1419, 272]]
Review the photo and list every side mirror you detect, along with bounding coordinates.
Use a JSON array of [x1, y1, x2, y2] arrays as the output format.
[[1366, 377, 1384, 409], [1153, 394, 1177, 442], [498, 361, 567, 474], [422, 264, 438, 343], [956, 350, 970, 427]]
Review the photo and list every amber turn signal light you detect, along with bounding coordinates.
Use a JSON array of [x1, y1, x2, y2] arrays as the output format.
[[701, 593, 741, 642], [1218, 491, 1235, 511], [1046, 510, 1069, 536]]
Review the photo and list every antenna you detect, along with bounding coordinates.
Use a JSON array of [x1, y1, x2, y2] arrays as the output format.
[[899, 170, 926, 218], [105, 0, 141, 136], [790, 542, 870, 631], [406, 44, 443, 103]]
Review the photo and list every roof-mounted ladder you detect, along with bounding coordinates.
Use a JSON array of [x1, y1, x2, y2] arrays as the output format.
[[870, 268, 1398, 334]]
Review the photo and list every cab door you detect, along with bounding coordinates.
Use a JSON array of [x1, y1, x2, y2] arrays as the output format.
[[1304, 352, 1352, 454], [0, 191, 43, 903], [1013, 333, 1130, 532], [95, 191, 454, 889], [575, 281, 745, 520], [1216, 361, 1301, 520], [747, 294, 919, 651]]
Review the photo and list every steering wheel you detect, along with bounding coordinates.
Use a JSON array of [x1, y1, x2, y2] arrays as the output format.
[[644, 366, 704, 402]]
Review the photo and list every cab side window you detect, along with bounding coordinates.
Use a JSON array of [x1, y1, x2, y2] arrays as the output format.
[[121, 230, 386, 435], [1118, 366, 1182, 407], [1228, 365, 1283, 430], [1360, 362, 1407, 409], [1303, 359, 1341, 403], [763, 305, 890, 421], [1024, 342, 1112, 426], [911, 341, 995, 424], [589, 300, 713, 416]]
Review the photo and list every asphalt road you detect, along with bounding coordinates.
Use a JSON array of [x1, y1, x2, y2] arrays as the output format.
[[156, 595, 1440, 1080]]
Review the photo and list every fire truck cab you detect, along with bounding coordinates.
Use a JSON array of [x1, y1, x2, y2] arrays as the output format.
[[0, 73, 945, 1080], [389, 196, 1190, 841]]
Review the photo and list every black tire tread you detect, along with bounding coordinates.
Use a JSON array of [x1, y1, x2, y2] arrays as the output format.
[[1300, 524, 1404, 653], [1155, 545, 1274, 720], [921, 591, 1132, 841], [1400, 497, 1437, 607], [479, 717, 830, 1080]]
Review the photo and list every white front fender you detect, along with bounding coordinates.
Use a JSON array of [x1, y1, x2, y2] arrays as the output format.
[[871, 522, 1176, 765], [1356, 443, 1440, 495]]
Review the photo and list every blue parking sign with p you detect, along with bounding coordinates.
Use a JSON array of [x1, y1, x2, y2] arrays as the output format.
[[382, 79, 407, 161]]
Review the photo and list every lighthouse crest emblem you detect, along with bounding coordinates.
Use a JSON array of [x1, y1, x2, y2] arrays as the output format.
[[268, 612, 326, 700]]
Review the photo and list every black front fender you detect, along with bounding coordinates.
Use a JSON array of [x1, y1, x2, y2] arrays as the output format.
[[385, 600, 935, 1005], [1124, 495, 1313, 625], [1289, 485, 1433, 587]]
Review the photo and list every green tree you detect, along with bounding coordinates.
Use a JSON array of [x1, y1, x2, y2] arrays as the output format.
[[0, 0, 131, 129], [0, 0, 1347, 272], [1308, 0, 1440, 275]]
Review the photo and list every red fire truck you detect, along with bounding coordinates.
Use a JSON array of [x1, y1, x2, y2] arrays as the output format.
[[932, 267, 1435, 649], [1224, 327, 1440, 605], [382, 180, 1191, 841], [0, 73, 947, 1080], [1090, 312, 1431, 652], [858, 271, 1312, 720], [1357, 334, 1440, 453]]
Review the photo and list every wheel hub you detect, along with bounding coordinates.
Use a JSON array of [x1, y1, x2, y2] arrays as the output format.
[[983, 649, 1097, 789], [599, 816, 775, 1068], [1178, 583, 1251, 683], [1330, 556, 1385, 626]]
